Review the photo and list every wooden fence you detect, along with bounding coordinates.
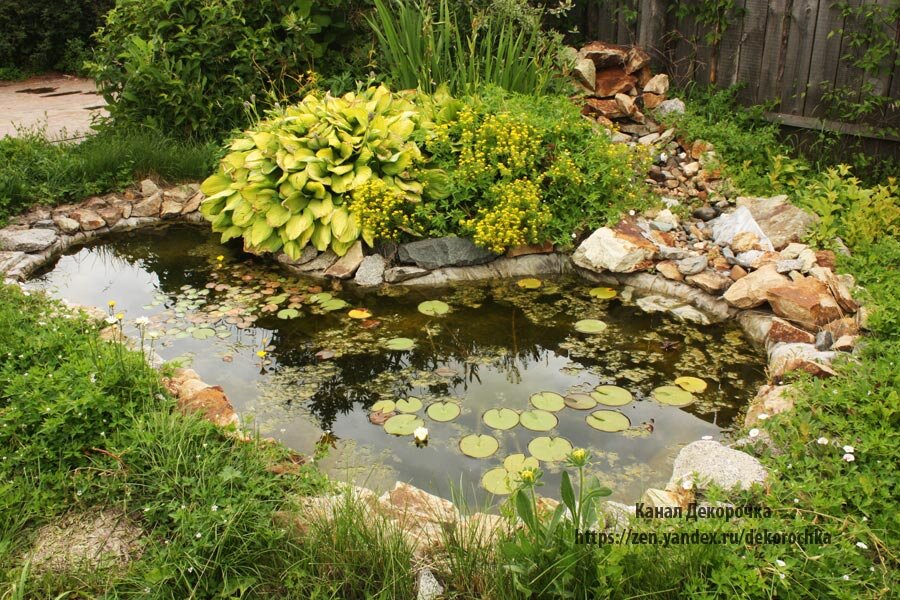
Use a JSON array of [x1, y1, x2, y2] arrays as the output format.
[[576, 0, 900, 143]]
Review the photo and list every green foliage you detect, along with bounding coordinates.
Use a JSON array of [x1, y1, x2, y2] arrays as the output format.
[[200, 85, 446, 258], [423, 89, 651, 250], [0, 129, 219, 225], [87, 0, 351, 138], [368, 0, 564, 95], [0, 0, 114, 74]]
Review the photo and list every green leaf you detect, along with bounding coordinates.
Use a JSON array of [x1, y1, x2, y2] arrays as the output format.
[[482, 467, 514, 495], [483, 408, 519, 430], [459, 434, 499, 458], [530, 391, 565, 412], [574, 319, 608, 334], [564, 393, 597, 410], [586, 410, 630, 432], [560, 470, 576, 517], [395, 397, 423, 413], [266, 203, 291, 227], [417, 300, 450, 316], [250, 218, 273, 247], [384, 414, 424, 435], [520, 410, 557, 432], [652, 385, 696, 407], [527, 436, 572, 462], [426, 401, 460, 422], [591, 385, 633, 407], [384, 337, 415, 351]]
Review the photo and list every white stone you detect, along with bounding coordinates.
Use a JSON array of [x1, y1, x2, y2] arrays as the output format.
[[572, 227, 655, 273], [0, 228, 57, 252], [668, 441, 768, 491]]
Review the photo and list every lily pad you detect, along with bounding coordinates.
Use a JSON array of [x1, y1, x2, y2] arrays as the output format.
[[591, 385, 633, 407], [517, 278, 542, 289], [191, 327, 216, 340], [309, 292, 333, 304], [426, 401, 460, 422], [418, 300, 450, 316], [384, 414, 425, 436], [385, 337, 415, 351], [675, 376, 708, 393], [321, 298, 349, 311], [459, 434, 499, 459], [371, 400, 396, 413], [574, 319, 608, 334], [503, 453, 539, 473], [483, 408, 519, 430], [652, 385, 696, 407], [530, 391, 565, 412], [482, 467, 515, 495], [528, 436, 573, 462], [589, 287, 617, 299], [348, 308, 372, 319], [277, 308, 301, 320], [520, 410, 558, 432], [564, 393, 598, 410], [586, 410, 631, 432], [395, 397, 423, 413]]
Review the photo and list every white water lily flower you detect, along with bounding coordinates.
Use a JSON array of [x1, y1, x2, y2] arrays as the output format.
[[843, 453, 855, 462], [105, 316, 118, 325], [856, 542, 868, 550], [135, 316, 150, 326], [843, 445, 855, 453], [817, 437, 829, 445], [701, 435, 713, 440], [748, 428, 760, 438], [413, 427, 428, 442]]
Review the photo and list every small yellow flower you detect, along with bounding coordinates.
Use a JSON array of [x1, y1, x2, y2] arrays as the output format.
[[519, 467, 537, 484], [115, 313, 124, 321], [256, 350, 267, 358], [216, 255, 224, 262], [107, 300, 116, 308]]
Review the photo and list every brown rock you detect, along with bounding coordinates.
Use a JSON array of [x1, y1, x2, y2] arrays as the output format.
[[505, 241, 554, 258], [324, 241, 364, 279], [731, 231, 760, 253], [766, 278, 844, 329], [686, 270, 732, 294], [643, 73, 670, 95], [815, 250, 837, 270], [615, 93, 637, 117], [831, 335, 857, 352], [730, 265, 748, 280], [68, 208, 106, 231], [53, 215, 80, 234], [767, 318, 815, 344], [821, 316, 859, 339], [178, 386, 238, 427], [573, 57, 597, 91], [131, 192, 162, 218], [736, 195, 819, 250], [643, 92, 663, 109], [580, 40, 629, 68], [624, 46, 651, 73], [745, 385, 794, 427], [636, 65, 653, 86], [160, 198, 183, 219], [723, 263, 789, 309], [378, 482, 458, 527], [594, 67, 636, 97], [656, 260, 684, 281], [97, 205, 123, 227], [182, 191, 204, 214], [690, 140, 712, 160], [583, 97, 624, 119]]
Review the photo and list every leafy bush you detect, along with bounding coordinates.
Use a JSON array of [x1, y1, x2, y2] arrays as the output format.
[[200, 85, 449, 258], [0, 0, 113, 74], [0, 129, 219, 225], [368, 0, 564, 95], [87, 0, 351, 137]]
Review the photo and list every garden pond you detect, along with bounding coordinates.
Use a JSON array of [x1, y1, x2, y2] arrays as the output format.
[[27, 224, 767, 503]]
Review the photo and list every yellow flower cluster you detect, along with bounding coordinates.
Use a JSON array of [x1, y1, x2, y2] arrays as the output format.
[[456, 110, 541, 182], [349, 179, 412, 241], [545, 150, 584, 186], [464, 179, 551, 254]]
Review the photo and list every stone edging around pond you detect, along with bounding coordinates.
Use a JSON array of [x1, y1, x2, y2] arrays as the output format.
[[0, 180, 870, 567]]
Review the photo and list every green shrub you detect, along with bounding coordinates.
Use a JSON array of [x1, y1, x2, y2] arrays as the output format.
[[200, 85, 449, 259], [0, 0, 113, 74], [87, 0, 352, 138]]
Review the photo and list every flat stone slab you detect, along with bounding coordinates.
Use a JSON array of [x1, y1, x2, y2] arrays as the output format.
[[0, 227, 57, 252], [0, 75, 107, 140], [399, 236, 496, 270], [668, 440, 767, 491]]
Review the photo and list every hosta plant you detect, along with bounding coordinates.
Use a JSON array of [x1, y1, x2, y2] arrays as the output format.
[[200, 85, 447, 258]]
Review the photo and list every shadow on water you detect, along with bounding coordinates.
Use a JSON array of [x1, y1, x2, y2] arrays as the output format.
[[28, 224, 767, 504]]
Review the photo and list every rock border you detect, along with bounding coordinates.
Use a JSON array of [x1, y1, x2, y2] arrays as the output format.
[[1, 179, 870, 574]]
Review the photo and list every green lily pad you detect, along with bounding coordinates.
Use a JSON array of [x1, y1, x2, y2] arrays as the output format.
[[277, 308, 301, 320], [589, 287, 617, 299], [517, 278, 542, 289], [564, 393, 598, 410], [482, 467, 514, 495], [586, 410, 631, 432], [591, 385, 633, 406], [520, 410, 558, 432], [483, 408, 519, 430], [309, 292, 333, 304], [574, 319, 608, 334], [371, 400, 396, 413], [427, 401, 460, 422], [395, 397, 423, 413], [503, 453, 539, 473], [383, 414, 425, 436], [675, 376, 708, 393], [530, 391, 565, 412], [652, 385, 696, 407], [191, 328, 216, 340], [528, 436, 573, 462], [321, 298, 349, 311], [459, 434, 499, 458], [418, 300, 450, 316], [385, 337, 416, 351]]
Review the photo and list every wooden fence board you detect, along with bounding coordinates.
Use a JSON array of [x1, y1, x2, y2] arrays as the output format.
[[736, 0, 770, 104], [715, 0, 748, 87], [803, 0, 845, 117], [833, 0, 866, 108], [781, 0, 821, 115], [757, 0, 790, 105]]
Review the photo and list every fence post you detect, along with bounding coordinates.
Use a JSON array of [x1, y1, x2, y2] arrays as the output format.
[[638, 0, 667, 60]]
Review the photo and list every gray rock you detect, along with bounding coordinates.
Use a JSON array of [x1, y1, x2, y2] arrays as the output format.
[[32, 219, 55, 229], [402, 254, 572, 286], [53, 215, 80, 234], [658, 245, 689, 260], [736, 195, 818, 250], [635, 294, 712, 325], [295, 250, 339, 273], [324, 241, 364, 279], [650, 220, 675, 232], [668, 440, 767, 491], [692, 206, 718, 221], [599, 501, 635, 533], [654, 98, 685, 116], [131, 192, 162, 218], [0, 228, 57, 252], [0, 251, 26, 274], [399, 237, 496, 270], [353, 255, 386, 287], [384, 265, 430, 283], [676, 255, 708, 276], [775, 258, 804, 273], [815, 331, 834, 351], [416, 568, 444, 600], [734, 250, 766, 269], [276, 245, 318, 267]]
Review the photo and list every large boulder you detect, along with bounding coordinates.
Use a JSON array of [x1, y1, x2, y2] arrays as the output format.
[[768, 342, 836, 379], [573, 221, 656, 273], [736, 195, 818, 250], [766, 277, 844, 329], [398, 237, 496, 270], [0, 227, 57, 252], [722, 263, 789, 309], [744, 385, 794, 427], [324, 241, 364, 279], [667, 440, 767, 491], [354, 254, 386, 286]]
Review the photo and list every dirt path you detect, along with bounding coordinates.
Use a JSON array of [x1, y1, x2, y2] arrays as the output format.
[[0, 74, 107, 140]]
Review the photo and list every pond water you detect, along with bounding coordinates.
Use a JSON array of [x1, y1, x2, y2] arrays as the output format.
[[27, 225, 766, 504]]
